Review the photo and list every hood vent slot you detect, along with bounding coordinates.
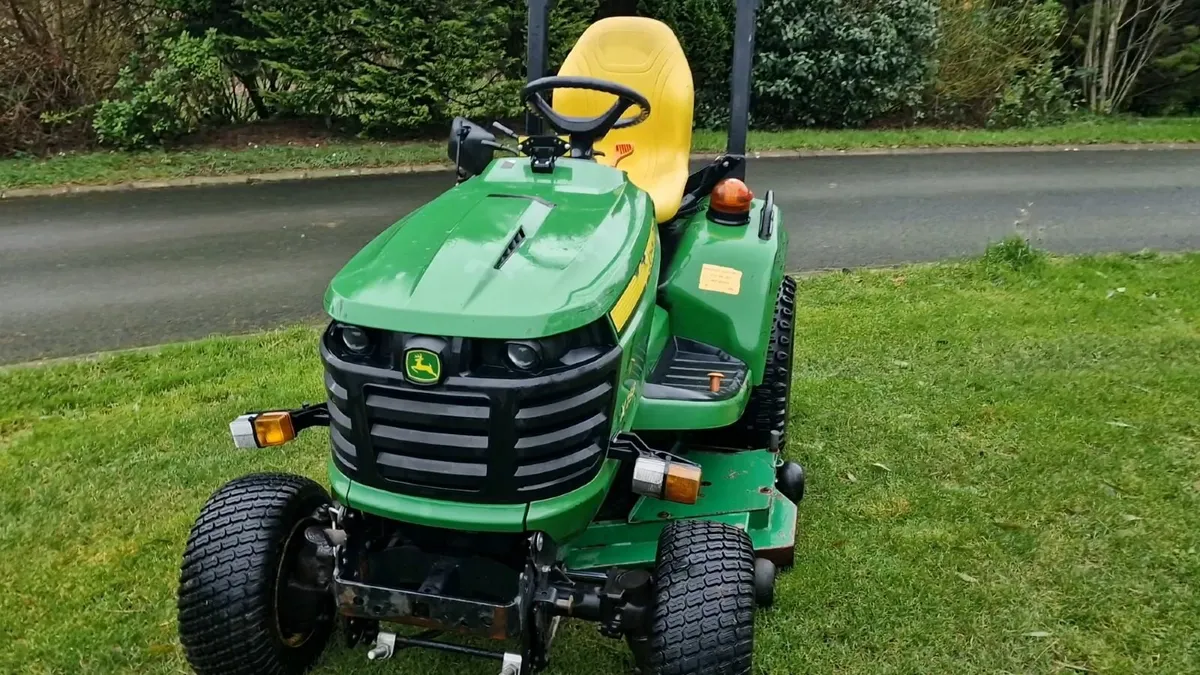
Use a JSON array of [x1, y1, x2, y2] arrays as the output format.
[[494, 227, 528, 269]]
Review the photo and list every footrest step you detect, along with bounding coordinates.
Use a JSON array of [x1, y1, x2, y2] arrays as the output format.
[[644, 338, 747, 401]]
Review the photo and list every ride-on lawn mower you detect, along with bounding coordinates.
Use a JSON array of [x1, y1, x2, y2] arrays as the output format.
[[177, 2, 804, 674]]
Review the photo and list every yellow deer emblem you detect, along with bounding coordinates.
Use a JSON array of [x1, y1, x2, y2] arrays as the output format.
[[405, 349, 441, 384]]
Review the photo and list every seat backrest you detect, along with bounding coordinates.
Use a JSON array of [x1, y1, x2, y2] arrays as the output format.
[[553, 17, 694, 223]]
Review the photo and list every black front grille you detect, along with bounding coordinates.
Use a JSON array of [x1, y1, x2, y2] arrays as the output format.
[[322, 339, 619, 503]]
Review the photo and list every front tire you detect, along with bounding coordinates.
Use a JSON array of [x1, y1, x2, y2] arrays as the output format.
[[644, 520, 756, 675], [178, 473, 334, 675]]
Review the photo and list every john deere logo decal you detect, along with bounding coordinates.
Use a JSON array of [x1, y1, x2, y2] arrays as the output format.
[[405, 349, 441, 385]]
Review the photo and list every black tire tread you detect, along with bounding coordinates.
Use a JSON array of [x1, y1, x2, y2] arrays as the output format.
[[646, 520, 756, 675], [178, 473, 331, 675]]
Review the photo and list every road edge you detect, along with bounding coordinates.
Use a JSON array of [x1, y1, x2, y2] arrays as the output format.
[[4, 142, 1199, 200]]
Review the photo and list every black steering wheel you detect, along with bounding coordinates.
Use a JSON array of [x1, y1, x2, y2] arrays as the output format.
[[522, 76, 651, 154]]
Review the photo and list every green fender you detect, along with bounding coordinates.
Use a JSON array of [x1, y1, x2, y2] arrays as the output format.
[[658, 198, 787, 386]]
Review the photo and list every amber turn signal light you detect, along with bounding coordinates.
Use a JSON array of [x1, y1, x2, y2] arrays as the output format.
[[711, 178, 753, 212], [230, 411, 296, 449], [631, 456, 703, 505], [663, 462, 702, 505], [254, 411, 296, 447], [708, 178, 754, 225]]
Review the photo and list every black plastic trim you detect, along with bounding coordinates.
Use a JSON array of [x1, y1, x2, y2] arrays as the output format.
[[643, 337, 747, 401], [759, 190, 776, 240], [323, 338, 620, 504]]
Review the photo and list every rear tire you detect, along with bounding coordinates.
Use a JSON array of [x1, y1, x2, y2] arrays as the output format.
[[720, 276, 796, 450], [178, 473, 334, 675], [644, 520, 756, 675]]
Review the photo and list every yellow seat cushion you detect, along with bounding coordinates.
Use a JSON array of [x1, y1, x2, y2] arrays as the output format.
[[553, 17, 694, 223]]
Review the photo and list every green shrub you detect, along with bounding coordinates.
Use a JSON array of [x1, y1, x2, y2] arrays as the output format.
[[541, 0, 604, 71], [988, 61, 1075, 128], [637, 0, 733, 128], [1129, 9, 1200, 116], [931, 0, 1073, 126], [752, 0, 938, 127], [240, 0, 601, 136], [241, 1, 517, 133], [93, 30, 244, 149]]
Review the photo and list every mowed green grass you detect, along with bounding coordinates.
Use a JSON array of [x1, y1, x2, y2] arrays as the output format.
[[3, 117, 1199, 190], [2, 251, 1199, 674]]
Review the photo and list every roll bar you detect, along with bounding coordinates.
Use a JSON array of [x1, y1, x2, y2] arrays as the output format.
[[526, 0, 553, 135], [727, 0, 759, 179]]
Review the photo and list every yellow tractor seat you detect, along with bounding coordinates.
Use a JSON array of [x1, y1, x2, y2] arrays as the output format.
[[553, 17, 694, 223]]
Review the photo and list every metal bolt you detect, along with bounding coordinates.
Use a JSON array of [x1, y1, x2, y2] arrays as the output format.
[[707, 372, 725, 393]]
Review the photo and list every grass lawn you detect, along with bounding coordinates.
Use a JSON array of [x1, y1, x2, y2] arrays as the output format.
[[3, 250, 1199, 674], [2, 117, 1199, 191]]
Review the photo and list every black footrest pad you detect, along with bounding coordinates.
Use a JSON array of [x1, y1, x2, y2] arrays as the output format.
[[644, 338, 747, 401]]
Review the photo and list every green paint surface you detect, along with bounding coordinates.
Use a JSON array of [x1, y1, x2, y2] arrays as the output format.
[[334, 463, 528, 533], [643, 305, 671, 374], [609, 236, 659, 433], [324, 157, 654, 339], [631, 378, 750, 430], [629, 449, 777, 522], [562, 450, 794, 570], [524, 459, 621, 542], [659, 200, 787, 385]]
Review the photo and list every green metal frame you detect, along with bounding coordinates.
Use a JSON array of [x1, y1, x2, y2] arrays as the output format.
[[563, 450, 797, 570]]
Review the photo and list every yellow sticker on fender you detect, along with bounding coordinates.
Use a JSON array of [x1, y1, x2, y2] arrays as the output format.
[[698, 264, 743, 295]]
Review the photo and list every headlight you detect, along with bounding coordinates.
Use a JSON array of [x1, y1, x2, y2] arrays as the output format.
[[505, 341, 542, 371], [479, 320, 614, 376], [341, 326, 371, 353]]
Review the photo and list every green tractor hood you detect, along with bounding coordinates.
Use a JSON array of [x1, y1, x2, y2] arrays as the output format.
[[324, 159, 655, 338]]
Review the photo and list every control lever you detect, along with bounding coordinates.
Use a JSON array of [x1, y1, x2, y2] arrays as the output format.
[[483, 139, 520, 156], [492, 121, 520, 140]]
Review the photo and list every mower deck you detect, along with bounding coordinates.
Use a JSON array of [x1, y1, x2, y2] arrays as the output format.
[[564, 449, 798, 570]]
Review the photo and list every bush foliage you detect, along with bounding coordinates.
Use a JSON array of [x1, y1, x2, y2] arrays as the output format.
[[93, 31, 248, 149], [3, 0, 1194, 153], [932, 0, 1074, 126], [637, 0, 734, 128], [754, 0, 939, 127], [242, 0, 516, 134], [0, 0, 142, 154], [643, 0, 940, 128]]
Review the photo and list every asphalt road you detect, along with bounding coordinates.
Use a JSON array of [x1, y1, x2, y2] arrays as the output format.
[[2, 149, 1198, 364]]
